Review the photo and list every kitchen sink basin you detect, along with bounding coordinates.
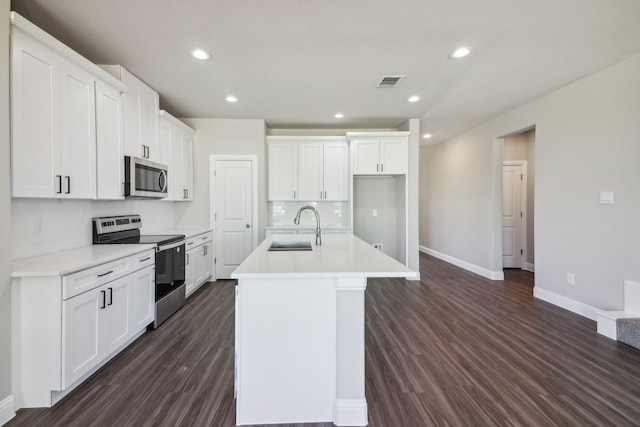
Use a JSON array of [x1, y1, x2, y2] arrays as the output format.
[[268, 241, 313, 251]]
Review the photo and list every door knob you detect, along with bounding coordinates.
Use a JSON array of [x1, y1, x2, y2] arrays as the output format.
[[245, 224, 251, 228]]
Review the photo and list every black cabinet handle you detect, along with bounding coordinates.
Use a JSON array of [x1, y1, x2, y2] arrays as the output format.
[[108, 287, 113, 306], [56, 175, 62, 194], [100, 290, 106, 309], [139, 257, 151, 262], [65, 176, 71, 194], [97, 270, 113, 277]]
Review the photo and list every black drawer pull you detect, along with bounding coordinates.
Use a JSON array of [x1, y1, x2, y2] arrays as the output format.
[[97, 270, 113, 277], [139, 257, 151, 262]]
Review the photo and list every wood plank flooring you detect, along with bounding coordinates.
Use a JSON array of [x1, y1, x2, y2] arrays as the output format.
[[8, 253, 640, 426]]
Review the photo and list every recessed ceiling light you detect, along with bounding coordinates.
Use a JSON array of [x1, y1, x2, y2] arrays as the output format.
[[449, 46, 471, 59], [423, 133, 432, 139], [334, 113, 344, 119], [408, 95, 420, 103], [191, 49, 212, 61], [225, 95, 238, 103]]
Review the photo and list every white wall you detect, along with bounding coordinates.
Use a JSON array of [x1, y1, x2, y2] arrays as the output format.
[[175, 119, 267, 241], [11, 199, 177, 260], [1, 0, 13, 421], [420, 53, 640, 310]]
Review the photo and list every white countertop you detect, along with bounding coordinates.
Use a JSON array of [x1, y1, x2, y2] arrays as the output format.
[[155, 228, 212, 239], [12, 244, 157, 278], [264, 225, 351, 230], [231, 234, 416, 279]]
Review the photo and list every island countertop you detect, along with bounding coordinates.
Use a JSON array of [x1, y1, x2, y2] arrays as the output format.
[[231, 233, 416, 279]]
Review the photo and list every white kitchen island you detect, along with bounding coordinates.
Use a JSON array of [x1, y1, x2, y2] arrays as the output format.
[[231, 234, 416, 426]]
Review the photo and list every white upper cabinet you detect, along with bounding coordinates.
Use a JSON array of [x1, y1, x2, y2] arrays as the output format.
[[348, 132, 409, 175], [58, 60, 97, 199], [101, 65, 160, 163], [95, 81, 125, 199], [159, 110, 195, 201], [10, 13, 127, 200], [268, 142, 298, 201], [268, 137, 348, 201]]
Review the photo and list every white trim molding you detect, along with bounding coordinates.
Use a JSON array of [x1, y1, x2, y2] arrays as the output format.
[[533, 287, 598, 321], [524, 263, 535, 272], [333, 398, 368, 426], [0, 395, 15, 426], [420, 246, 504, 280]]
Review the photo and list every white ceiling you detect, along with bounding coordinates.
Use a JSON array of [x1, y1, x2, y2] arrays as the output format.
[[10, 0, 640, 144]]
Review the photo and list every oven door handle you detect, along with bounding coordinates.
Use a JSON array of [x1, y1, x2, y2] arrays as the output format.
[[156, 240, 185, 252]]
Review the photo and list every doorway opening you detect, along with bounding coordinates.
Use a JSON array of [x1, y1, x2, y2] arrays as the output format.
[[501, 128, 535, 273]]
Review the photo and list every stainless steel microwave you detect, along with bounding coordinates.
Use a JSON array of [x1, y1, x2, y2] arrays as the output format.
[[124, 156, 168, 199]]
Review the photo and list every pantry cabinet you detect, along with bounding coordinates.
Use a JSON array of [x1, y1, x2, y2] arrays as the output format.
[[159, 110, 195, 201], [10, 13, 127, 200], [268, 137, 348, 201], [349, 133, 409, 175], [95, 81, 125, 199]]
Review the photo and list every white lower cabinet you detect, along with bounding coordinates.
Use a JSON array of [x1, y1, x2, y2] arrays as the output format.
[[12, 249, 155, 408], [185, 231, 213, 297]]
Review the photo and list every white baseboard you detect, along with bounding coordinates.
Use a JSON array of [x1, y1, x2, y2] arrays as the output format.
[[407, 272, 421, 281], [533, 287, 598, 321], [333, 399, 368, 426], [0, 395, 15, 426], [524, 263, 535, 272], [419, 246, 504, 281]]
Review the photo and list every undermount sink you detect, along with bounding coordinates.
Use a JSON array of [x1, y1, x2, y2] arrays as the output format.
[[268, 241, 313, 251]]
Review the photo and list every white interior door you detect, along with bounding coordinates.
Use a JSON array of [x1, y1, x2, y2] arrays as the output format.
[[502, 164, 523, 268], [214, 160, 253, 279]]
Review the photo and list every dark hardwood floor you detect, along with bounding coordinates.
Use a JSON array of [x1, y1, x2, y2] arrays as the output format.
[[8, 254, 640, 426]]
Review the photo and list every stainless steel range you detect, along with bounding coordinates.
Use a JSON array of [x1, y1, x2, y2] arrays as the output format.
[[92, 214, 186, 328]]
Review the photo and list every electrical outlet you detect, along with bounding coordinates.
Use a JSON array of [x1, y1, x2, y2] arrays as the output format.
[[372, 209, 378, 217], [373, 243, 383, 252], [567, 273, 575, 286], [34, 220, 42, 236]]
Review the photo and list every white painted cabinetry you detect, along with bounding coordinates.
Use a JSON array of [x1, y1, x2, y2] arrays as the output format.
[[12, 248, 155, 408], [349, 133, 409, 175], [268, 137, 348, 201], [159, 110, 195, 201], [10, 13, 127, 200], [95, 81, 125, 199], [185, 231, 213, 297], [100, 65, 160, 162]]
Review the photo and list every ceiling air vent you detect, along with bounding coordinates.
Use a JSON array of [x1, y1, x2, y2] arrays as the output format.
[[377, 75, 404, 88]]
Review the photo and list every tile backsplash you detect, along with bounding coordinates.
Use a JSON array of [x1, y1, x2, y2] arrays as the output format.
[[269, 201, 350, 227]]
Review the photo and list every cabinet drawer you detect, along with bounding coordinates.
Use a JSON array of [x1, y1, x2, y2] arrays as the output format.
[[187, 231, 212, 248], [63, 257, 132, 300], [132, 249, 155, 271]]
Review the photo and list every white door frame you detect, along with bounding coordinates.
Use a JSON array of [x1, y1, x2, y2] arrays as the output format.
[[210, 155, 258, 280], [502, 160, 527, 270]]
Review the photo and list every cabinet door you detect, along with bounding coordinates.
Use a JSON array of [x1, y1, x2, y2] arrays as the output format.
[[202, 243, 213, 283], [62, 287, 101, 388], [185, 247, 197, 298], [323, 142, 349, 201], [129, 266, 155, 331], [182, 134, 194, 200], [120, 69, 144, 158], [351, 140, 380, 175], [101, 276, 131, 356], [193, 245, 206, 289], [11, 33, 60, 198], [298, 143, 324, 201], [158, 119, 177, 200], [171, 131, 184, 200], [140, 83, 159, 162], [59, 60, 97, 199], [380, 138, 408, 175], [96, 80, 124, 199], [268, 143, 298, 201]]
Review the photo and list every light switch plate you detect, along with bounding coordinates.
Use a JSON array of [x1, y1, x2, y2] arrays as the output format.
[[599, 191, 614, 204]]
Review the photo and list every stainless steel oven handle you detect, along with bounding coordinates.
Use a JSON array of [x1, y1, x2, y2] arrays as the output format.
[[156, 240, 185, 252]]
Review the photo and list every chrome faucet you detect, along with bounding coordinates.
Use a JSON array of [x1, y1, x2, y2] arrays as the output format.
[[294, 205, 322, 246]]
